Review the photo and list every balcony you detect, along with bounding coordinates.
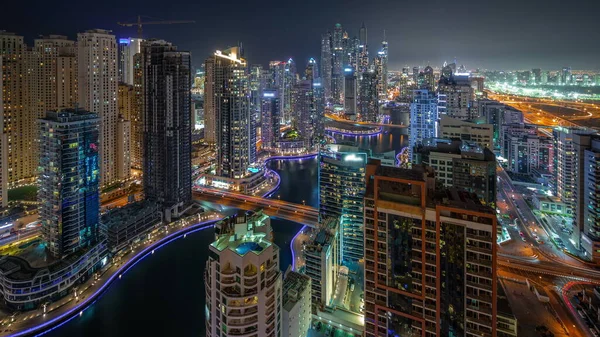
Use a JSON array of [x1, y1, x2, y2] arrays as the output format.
[[229, 307, 258, 317]]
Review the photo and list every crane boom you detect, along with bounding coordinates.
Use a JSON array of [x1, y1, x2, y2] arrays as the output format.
[[117, 15, 195, 38]]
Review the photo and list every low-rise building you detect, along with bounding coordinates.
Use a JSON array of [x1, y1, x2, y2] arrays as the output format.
[[282, 267, 311, 337], [101, 200, 162, 253], [533, 194, 567, 214]]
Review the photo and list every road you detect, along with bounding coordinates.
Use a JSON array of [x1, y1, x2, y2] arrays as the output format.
[[192, 189, 319, 226], [487, 91, 600, 128]]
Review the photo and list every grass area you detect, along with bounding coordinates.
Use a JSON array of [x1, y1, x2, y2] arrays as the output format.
[[8, 186, 37, 201]]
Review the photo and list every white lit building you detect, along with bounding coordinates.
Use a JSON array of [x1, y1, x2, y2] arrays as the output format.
[[303, 217, 339, 309], [282, 267, 311, 337], [409, 89, 438, 161], [439, 115, 493, 150], [205, 210, 282, 337]]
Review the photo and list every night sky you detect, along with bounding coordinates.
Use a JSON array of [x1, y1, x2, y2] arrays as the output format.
[[2, 0, 599, 71]]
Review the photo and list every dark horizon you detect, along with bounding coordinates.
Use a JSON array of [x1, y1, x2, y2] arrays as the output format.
[[2, 0, 599, 71]]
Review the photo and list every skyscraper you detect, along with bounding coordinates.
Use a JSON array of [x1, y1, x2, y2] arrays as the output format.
[[343, 67, 357, 119], [118, 37, 142, 86], [261, 89, 281, 150], [320, 32, 333, 104], [359, 70, 378, 122], [204, 210, 282, 337], [418, 65, 435, 90], [78, 29, 119, 187], [117, 83, 134, 179], [284, 58, 297, 123], [0, 57, 6, 207], [0, 31, 35, 184], [292, 80, 314, 146], [409, 89, 439, 161], [319, 144, 367, 263], [38, 109, 100, 259], [131, 52, 145, 170], [358, 23, 368, 72], [331, 24, 344, 105], [269, 60, 287, 123], [141, 40, 192, 221], [31, 35, 77, 113], [363, 162, 498, 337], [376, 34, 388, 100], [207, 47, 252, 179], [204, 56, 216, 144]]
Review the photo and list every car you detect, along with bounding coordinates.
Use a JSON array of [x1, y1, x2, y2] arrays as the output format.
[[519, 231, 525, 237], [521, 237, 527, 242]]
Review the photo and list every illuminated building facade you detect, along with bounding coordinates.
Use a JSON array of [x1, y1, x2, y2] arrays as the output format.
[[0, 31, 35, 185], [78, 29, 119, 187], [141, 39, 192, 221], [409, 89, 439, 162], [437, 75, 475, 120], [363, 162, 497, 337], [343, 68, 357, 120], [303, 217, 339, 309], [331, 23, 344, 105], [292, 80, 314, 146], [282, 269, 311, 337], [261, 89, 281, 150], [319, 144, 367, 263], [320, 32, 333, 104], [38, 109, 100, 259], [208, 47, 252, 178], [359, 70, 378, 122], [118, 37, 142, 86], [205, 210, 282, 337]]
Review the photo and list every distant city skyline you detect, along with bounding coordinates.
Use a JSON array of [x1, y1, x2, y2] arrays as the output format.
[[2, 0, 599, 70]]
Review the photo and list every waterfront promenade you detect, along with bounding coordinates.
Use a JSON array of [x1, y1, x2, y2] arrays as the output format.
[[0, 212, 222, 337]]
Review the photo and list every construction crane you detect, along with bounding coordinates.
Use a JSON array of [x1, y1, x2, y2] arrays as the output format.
[[117, 15, 195, 38]]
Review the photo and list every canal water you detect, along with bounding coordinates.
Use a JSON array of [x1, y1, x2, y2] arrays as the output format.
[[44, 127, 406, 337]]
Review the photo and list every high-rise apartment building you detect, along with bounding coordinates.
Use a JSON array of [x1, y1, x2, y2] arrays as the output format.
[[205, 210, 282, 337], [31, 35, 77, 113], [38, 109, 100, 259], [1, 31, 35, 184], [320, 32, 333, 103], [376, 36, 388, 100], [203, 56, 216, 144], [141, 40, 192, 221], [439, 115, 494, 150], [303, 217, 339, 309], [553, 127, 593, 216], [331, 24, 344, 105], [117, 83, 135, 178], [343, 68, 357, 120], [363, 162, 498, 337], [0, 57, 6, 207], [418, 65, 435, 91], [118, 37, 142, 86], [261, 89, 281, 150], [292, 80, 314, 146], [282, 268, 311, 337], [577, 135, 600, 262], [437, 75, 475, 120], [319, 144, 367, 263], [131, 52, 145, 170], [409, 89, 439, 161], [206, 47, 253, 178], [78, 29, 119, 187], [359, 70, 378, 123], [414, 138, 497, 205]]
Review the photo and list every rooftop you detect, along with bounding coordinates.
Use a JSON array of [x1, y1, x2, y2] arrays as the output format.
[[283, 268, 311, 312], [211, 209, 274, 257]]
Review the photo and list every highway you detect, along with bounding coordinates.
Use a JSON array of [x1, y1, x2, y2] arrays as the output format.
[[192, 188, 319, 226]]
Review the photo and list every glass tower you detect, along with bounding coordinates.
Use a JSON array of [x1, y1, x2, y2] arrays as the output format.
[[38, 109, 100, 259], [319, 144, 367, 263]]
